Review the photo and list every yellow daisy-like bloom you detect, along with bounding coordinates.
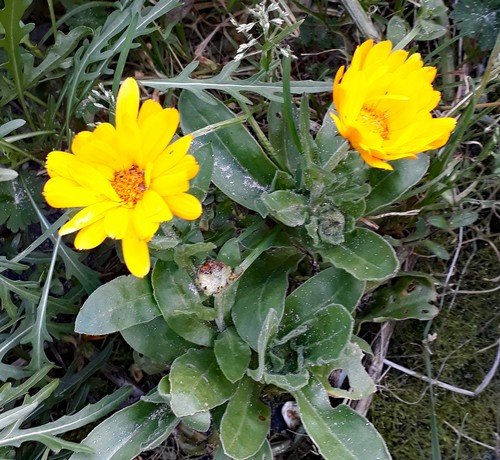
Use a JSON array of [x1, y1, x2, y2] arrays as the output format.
[[43, 78, 202, 278], [331, 39, 457, 170]]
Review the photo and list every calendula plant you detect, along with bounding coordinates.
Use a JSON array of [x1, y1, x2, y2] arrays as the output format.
[[2, 0, 498, 459], [33, 39, 455, 459]]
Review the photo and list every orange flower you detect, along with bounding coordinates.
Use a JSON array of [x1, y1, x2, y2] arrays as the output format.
[[43, 78, 201, 277], [332, 40, 456, 170]]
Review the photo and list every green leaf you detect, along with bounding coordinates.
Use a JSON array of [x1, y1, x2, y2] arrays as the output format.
[[189, 143, 214, 201], [0, 168, 18, 182], [321, 228, 399, 281], [450, 0, 500, 50], [179, 90, 278, 211], [267, 100, 302, 173], [70, 399, 178, 460], [152, 259, 201, 311], [166, 315, 215, 347], [121, 316, 193, 365], [152, 260, 215, 346], [217, 238, 241, 267], [312, 342, 376, 400], [143, 60, 333, 105], [64, 0, 182, 124], [1, 387, 130, 452], [365, 155, 429, 215], [220, 377, 270, 460], [182, 411, 211, 432], [415, 18, 447, 40], [169, 348, 237, 417], [259, 190, 309, 227], [292, 380, 391, 460], [75, 276, 161, 335], [296, 305, 353, 366], [232, 248, 302, 350], [0, 365, 52, 408], [263, 369, 310, 391], [420, 240, 450, 260], [214, 327, 252, 383], [247, 309, 280, 382], [359, 275, 438, 322], [448, 209, 479, 228], [0, 0, 34, 114], [0, 171, 43, 232], [214, 440, 272, 460], [24, 27, 92, 88], [281, 266, 365, 341], [315, 104, 346, 169], [0, 119, 25, 138], [387, 16, 411, 45]]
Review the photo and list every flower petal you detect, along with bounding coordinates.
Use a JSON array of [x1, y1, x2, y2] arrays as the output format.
[[164, 193, 202, 220], [141, 108, 180, 164], [137, 99, 163, 126], [358, 150, 393, 170], [132, 202, 160, 241], [74, 220, 107, 250], [150, 172, 190, 197], [122, 232, 150, 278], [71, 131, 92, 156], [43, 177, 102, 208], [46, 151, 77, 178], [116, 77, 140, 131], [141, 189, 173, 221], [67, 161, 120, 201], [60, 201, 120, 235], [103, 206, 131, 239], [151, 135, 193, 179]]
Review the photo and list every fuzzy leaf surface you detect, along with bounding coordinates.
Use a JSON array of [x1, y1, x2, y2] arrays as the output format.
[[292, 380, 391, 460], [76, 276, 161, 335], [220, 377, 270, 459], [169, 348, 237, 417], [321, 228, 399, 281]]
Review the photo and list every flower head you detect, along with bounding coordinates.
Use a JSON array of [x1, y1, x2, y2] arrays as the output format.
[[331, 40, 456, 170], [43, 78, 202, 277]]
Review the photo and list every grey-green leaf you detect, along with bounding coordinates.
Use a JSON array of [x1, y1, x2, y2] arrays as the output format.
[[75, 276, 161, 335], [121, 316, 192, 365], [292, 380, 391, 460], [220, 377, 270, 460], [232, 248, 302, 350], [365, 154, 429, 215], [281, 266, 364, 339], [70, 400, 178, 460], [214, 327, 252, 383], [169, 348, 237, 417], [179, 90, 277, 211], [259, 190, 309, 227], [321, 228, 399, 281], [312, 342, 376, 400], [359, 275, 438, 322]]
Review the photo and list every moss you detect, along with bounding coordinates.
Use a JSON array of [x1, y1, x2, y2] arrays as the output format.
[[370, 241, 500, 459]]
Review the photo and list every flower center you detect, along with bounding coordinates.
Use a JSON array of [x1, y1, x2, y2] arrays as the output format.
[[358, 107, 390, 141], [111, 165, 146, 206]]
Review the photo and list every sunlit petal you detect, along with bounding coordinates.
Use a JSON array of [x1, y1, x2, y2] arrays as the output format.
[[164, 193, 202, 220], [122, 231, 150, 278], [74, 220, 107, 250], [331, 39, 456, 170], [43, 78, 200, 278]]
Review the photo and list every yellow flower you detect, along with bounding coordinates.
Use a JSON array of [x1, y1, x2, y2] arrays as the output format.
[[331, 39, 457, 170], [43, 78, 202, 278]]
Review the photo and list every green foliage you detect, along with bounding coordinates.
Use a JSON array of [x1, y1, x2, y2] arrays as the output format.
[[0, 171, 43, 231], [1, 0, 496, 458], [450, 0, 500, 50]]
